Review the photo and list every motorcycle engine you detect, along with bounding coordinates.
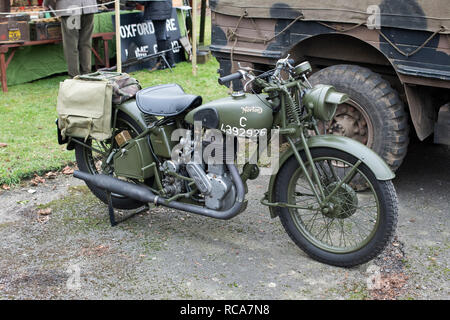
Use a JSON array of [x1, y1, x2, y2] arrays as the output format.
[[186, 163, 236, 211], [164, 131, 238, 211], [160, 160, 184, 197]]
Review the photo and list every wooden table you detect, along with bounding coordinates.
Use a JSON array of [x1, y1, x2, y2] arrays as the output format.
[[0, 32, 114, 92]]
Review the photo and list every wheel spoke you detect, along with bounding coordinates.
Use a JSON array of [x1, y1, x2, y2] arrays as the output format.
[[287, 154, 381, 253], [79, 117, 147, 202]]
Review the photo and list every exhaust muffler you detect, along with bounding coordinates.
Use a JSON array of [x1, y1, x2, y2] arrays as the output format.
[[73, 164, 245, 220]]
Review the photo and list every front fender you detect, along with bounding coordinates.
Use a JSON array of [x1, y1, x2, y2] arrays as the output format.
[[267, 135, 395, 218]]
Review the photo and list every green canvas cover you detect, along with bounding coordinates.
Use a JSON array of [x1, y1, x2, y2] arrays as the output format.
[[57, 78, 113, 141], [77, 71, 142, 105], [210, 0, 450, 34], [5, 12, 118, 87], [6, 9, 188, 87]]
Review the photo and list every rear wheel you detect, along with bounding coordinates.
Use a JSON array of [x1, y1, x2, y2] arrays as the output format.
[[75, 113, 147, 210], [274, 148, 398, 267]]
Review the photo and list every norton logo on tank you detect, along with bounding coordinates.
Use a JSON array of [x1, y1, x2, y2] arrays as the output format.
[[241, 106, 263, 114], [112, 9, 183, 71]]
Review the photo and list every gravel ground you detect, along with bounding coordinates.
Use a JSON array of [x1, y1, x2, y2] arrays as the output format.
[[0, 141, 448, 300]]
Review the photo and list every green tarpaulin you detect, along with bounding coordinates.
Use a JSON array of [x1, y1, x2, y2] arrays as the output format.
[[6, 11, 119, 86], [6, 9, 187, 86], [210, 0, 450, 34]]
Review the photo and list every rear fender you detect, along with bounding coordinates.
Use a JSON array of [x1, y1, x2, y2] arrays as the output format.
[[113, 99, 148, 132], [267, 135, 395, 218], [55, 119, 76, 150]]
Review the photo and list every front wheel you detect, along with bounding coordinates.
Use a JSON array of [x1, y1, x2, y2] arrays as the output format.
[[274, 148, 398, 267]]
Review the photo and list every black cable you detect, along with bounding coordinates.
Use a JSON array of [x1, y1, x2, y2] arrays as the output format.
[[250, 69, 277, 109], [146, 117, 170, 165]]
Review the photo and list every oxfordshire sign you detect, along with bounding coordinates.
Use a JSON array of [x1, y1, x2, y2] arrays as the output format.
[[112, 9, 184, 72]]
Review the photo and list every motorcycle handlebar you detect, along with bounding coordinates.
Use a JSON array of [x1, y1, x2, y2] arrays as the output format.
[[218, 72, 243, 85]]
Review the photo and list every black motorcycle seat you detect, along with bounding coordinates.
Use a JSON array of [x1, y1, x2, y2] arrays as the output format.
[[136, 84, 202, 116]]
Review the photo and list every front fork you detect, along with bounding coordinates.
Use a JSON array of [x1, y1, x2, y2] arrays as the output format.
[[266, 128, 362, 211]]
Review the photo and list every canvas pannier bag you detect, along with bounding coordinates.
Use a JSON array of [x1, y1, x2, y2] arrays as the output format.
[[57, 78, 113, 141], [56, 72, 141, 141]]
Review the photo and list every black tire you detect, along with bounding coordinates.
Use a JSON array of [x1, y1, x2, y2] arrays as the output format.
[[274, 148, 398, 267], [75, 112, 146, 210], [309, 64, 409, 171]]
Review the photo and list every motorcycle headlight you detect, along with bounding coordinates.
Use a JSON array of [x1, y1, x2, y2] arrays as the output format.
[[294, 61, 312, 77], [303, 85, 349, 121]]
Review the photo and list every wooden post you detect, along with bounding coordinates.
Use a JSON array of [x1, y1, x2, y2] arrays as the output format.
[[192, 0, 197, 76], [115, 0, 122, 73], [199, 0, 206, 46], [0, 49, 8, 92]]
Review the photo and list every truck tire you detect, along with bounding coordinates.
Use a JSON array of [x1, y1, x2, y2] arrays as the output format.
[[309, 64, 409, 171]]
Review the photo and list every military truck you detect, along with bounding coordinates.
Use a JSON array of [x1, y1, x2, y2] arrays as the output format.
[[210, 0, 450, 171]]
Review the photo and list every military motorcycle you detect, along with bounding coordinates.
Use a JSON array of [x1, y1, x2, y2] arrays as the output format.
[[63, 56, 398, 267]]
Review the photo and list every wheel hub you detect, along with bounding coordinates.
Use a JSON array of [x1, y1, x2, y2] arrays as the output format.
[[322, 182, 358, 219], [325, 101, 373, 148]]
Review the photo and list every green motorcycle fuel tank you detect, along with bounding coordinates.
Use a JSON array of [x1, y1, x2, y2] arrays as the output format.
[[185, 93, 274, 137]]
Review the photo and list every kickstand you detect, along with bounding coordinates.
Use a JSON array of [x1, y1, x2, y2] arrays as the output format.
[[106, 191, 149, 227], [160, 53, 173, 72]]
